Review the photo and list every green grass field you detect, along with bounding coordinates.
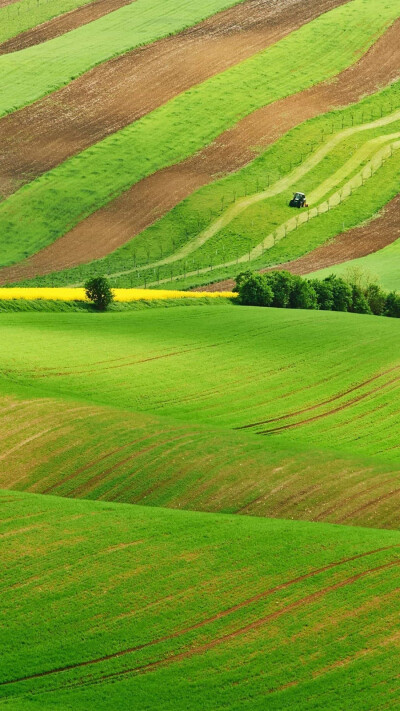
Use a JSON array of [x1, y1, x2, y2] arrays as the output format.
[[0, 0, 99, 44], [26, 81, 400, 289], [2, 489, 400, 709], [310, 236, 400, 290], [1, 0, 399, 270], [0, 0, 246, 117], [0, 306, 399, 464]]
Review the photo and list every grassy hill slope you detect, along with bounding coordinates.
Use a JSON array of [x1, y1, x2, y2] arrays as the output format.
[[2, 489, 400, 709]]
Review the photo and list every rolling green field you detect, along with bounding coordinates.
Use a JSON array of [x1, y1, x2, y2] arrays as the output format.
[[2, 489, 400, 710], [0, 0, 246, 117], [311, 237, 400, 290], [2, 0, 400, 707], [1, 0, 399, 270], [0, 305, 399, 463]]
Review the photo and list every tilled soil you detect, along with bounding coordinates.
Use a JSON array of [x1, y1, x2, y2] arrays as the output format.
[[0, 0, 134, 54], [1, 17, 398, 284], [193, 194, 400, 292], [0, 0, 349, 199]]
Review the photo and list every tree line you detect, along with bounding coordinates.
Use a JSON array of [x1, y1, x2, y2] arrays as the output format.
[[234, 270, 400, 318]]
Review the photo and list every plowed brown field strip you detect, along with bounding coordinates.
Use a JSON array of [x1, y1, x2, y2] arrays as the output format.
[[0, 0, 348, 199], [0, 0, 134, 55], [195, 193, 400, 291], [1, 16, 398, 284], [0, 0, 19, 7]]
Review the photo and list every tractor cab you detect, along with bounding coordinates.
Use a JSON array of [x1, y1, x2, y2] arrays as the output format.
[[289, 192, 306, 208]]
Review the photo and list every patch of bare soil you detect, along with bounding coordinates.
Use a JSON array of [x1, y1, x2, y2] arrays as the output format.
[[1, 15, 398, 283], [0, 0, 134, 54]]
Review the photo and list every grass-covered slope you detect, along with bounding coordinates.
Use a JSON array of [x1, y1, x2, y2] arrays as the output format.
[[2, 489, 400, 710], [0, 0, 101, 44], [310, 237, 400, 291], [0, 0, 246, 117], [1, 388, 400, 529], [0, 0, 399, 269], [34, 83, 400, 290], [0, 305, 399, 463]]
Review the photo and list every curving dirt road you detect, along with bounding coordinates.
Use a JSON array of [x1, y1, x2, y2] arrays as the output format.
[[193, 194, 400, 291], [1, 17, 398, 285], [0, 0, 134, 55], [0, 0, 350, 199]]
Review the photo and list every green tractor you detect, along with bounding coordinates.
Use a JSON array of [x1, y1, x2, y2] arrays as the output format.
[[289, 191, 306, 208]]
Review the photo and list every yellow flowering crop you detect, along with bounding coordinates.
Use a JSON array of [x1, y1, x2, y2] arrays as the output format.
[[0, 287, 236, 302]]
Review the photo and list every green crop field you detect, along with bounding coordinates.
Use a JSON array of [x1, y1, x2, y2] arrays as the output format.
[[2, 490, 400, 710], [2, 0, 400, 706], [0, 0, 399, 270], [28, 80, 400, 289], [0, 0, 246, 117], [0, 0, 98, 45], [0, 305, 399, 463], [311, 237, 400, 290]]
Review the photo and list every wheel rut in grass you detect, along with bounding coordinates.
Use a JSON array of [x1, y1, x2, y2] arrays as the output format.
[[1, 16, 398, 283], [0, 0, 135, 55], [0, 0, 349, 200], [2, 544, 398, 686]]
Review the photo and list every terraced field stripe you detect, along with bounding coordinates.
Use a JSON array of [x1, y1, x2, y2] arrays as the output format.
[[103, 118, 400, 284], [6, 15, 397, 284], [0, 0, 250, 118], [0, 0, 351, 200], [0, 0, 135, 53]]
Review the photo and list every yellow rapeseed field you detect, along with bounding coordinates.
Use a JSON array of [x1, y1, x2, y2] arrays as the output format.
[[0, 288, 236, 302]]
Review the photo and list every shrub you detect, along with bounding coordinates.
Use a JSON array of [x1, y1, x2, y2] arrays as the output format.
[[365, 283, 386, 316], [237, 273, 273, 307], [384, 292, 400, 318], [309, 278, 334, 310], [84, 276, 114, 311], [349, 284, 372, 315], [289, 277, 318, 310], [264, 271, 294, 308]]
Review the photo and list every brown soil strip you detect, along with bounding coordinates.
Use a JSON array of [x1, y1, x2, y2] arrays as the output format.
[[0, 0, 19, 7], [199, 193, 400, 291], [2, 544, 397, 686], [0, 0, 355, 281], [1, 15, 398, 285], [0, 0, 349, 197], [0, 0, 134, 55]]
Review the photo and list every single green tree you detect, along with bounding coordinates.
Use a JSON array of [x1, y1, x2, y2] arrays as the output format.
[[85, 276, 114, 311]]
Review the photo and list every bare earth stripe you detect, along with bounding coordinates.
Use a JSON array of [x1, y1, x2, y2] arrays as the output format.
[[0, 0, 349, 199], [0, 0, 135, 55], [1, 17, 398, 285], [0, 0, 19, 7]]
